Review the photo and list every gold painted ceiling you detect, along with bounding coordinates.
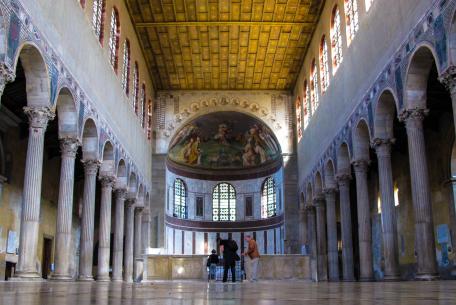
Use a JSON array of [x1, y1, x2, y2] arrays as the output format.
[[126, 0, 324, 90]]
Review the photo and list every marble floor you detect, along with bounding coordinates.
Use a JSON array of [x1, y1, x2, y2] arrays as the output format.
[[0, 280, 455, 305]]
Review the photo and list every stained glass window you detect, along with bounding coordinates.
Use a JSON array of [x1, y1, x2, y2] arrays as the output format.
[[261, 177, 277, 218], [212, 183, 236, 221], [331, 6, 343, 73], [121, 40, 130, 95], [132, 63, 139, 112], [92, 0, 105, 43], [296, 96, 302, 140], [320, 36, 330, 93], [310, 59, 319, 112], [173, 179, 187, 219], [345, 0, 359, 45], [108, 8, 120, 71]]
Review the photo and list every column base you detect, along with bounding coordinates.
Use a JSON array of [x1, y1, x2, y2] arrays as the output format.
[[49, 274, 74, 281], [359, 277, 375, 282], [111, 278, 123, 283], [383, 274, 401, 281], [415, 273, 439, 281], [78, 275, 94, 281], [96, 275, 111, 282], [10, 271, 43, 281]]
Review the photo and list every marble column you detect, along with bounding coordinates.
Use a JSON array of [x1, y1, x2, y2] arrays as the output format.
[[97, 175, 116, 281], [78, 159, 100, 281], [16, 106, 55, 279], [307, 205, 318, 281], [372, 138, 400, 280], [299, 206, 308, 253], [123, 199, 135, 283], [336, 174, 355, 281], [352, 160, 374, 281], [324, 188, 339, 281], [399, 108, 438, 279], [314, 195, 328, 281], [141, 208, 151, 255], [112, 188, 127, 282], [53, 137, 80, 280], [134, 206, 144, 281]]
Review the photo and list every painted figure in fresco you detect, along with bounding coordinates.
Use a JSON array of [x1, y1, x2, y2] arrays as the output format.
[[182, 136, 201, 165], [214, 123, 230, 145], [244, 125, 269, 164], [242, 144, 257, 167]]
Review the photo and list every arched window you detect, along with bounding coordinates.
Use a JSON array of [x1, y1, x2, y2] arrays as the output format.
[[212, 183, 236, 221], [147, 99, 153, 139], [132, 63, 139, 112], [320, 36, 330, 93], [173, 179, 187, 219], [108, 8, 120, 72], [139, 84, 146, 127], [121, 40, 130, 95], [345, 0, 359, 45], [92, 0, 105, 44], [310, 59, 319, 111], [331, 6, 343, 73], [365, 0, 373, 11], [296, 96, 302, 140], [303, 80, 311, 128], [261, 177, 277, 218]]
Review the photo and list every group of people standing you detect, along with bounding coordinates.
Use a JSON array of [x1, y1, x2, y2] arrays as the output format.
[[207, 235, 260, 283]]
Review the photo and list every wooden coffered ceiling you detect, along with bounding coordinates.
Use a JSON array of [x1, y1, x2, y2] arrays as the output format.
[[126, 0, 324, 90]]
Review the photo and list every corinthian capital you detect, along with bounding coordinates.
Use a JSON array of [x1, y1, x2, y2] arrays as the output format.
[[335, 173, 351, 186], [23, 106, 55, 129], [398, 107, 429, 125], [0, 63, 15, 94], [60, 137, 81, 158], [81, 159, 100, 175], [438, 66, 456, 94], [352, 159, 370, 173], [99, 175, 116, 188]]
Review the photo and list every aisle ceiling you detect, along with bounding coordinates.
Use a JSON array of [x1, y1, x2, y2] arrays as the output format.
[[126, 0, 324, 90]]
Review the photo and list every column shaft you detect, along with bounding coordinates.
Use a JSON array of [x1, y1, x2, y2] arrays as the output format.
[[325, 189, 339, 281], [78, 160, 99, 281], [337, 175, 355, 281], [112, 189, 127, 282], [373, 139, 400, 279], [315, 198, 328, 281], [16, 107, 54, 279], [97, 175, 116, 281], [53, 138, 80, 280], [307, 206, 318, 281], [134, 207, 144, 282], [353, 160, 373, 281], [400, 109, 438, 278], [123, 200, 135, 282]]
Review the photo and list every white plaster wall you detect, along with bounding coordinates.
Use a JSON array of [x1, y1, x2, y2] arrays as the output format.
[[293, 0, 435, 184], [165, 167, 284, 221], [21, 0, 153, 181]]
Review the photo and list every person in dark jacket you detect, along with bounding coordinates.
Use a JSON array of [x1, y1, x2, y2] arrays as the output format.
[[218, 237, 239, 282], [206, 249, 219, 280]]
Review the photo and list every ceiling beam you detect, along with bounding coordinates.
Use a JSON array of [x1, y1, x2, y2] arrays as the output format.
[[135, 21, 314, 28]]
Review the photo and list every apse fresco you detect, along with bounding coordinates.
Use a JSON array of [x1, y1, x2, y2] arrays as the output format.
[[168, 112, 281, 169]]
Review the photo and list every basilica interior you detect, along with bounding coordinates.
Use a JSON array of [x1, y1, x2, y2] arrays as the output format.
[[0, 0, 455, 304]]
